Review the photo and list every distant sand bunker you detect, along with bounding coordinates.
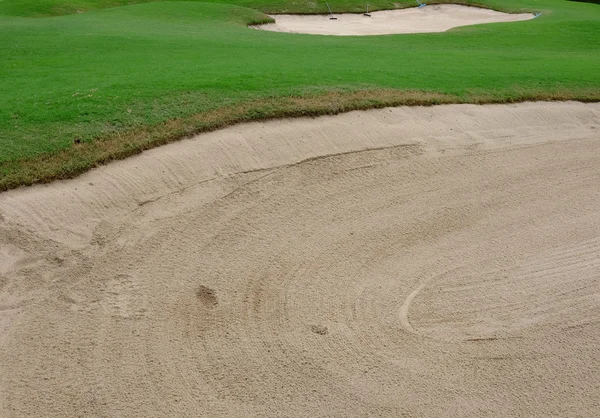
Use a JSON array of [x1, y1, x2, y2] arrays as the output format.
[[254, 4, 535, 35]]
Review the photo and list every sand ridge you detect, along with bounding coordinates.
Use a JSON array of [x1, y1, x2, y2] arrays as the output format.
[[0, 102, 599, 416], [254, 5, 536, 36]]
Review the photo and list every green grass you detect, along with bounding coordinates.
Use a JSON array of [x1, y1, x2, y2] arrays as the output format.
[[0, 0, 560, 17], [1, 0, 599, 190]]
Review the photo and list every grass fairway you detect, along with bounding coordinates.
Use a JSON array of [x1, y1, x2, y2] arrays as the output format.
[[1, 0, 599, 190]]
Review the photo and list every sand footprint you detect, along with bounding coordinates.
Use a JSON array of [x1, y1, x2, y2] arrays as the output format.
[[101, 273, 147, 319]]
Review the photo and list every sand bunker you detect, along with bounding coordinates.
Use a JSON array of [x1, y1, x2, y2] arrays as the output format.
[[1, 102, 600, 416], [255, 5, 535, 35]]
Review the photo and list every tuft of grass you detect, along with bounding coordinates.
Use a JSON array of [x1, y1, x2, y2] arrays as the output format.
[[0, 0, 599, 190]]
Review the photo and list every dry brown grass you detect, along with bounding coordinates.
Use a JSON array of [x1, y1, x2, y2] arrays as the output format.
[[1, 88, 598, 192]]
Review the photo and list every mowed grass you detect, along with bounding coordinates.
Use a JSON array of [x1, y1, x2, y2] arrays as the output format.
[[0, 0, 565, 16], [1, 0, 599, 190]]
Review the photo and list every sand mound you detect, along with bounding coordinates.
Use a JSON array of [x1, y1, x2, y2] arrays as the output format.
[[1, 102, 599, 416], [254, 5, 535, 36]]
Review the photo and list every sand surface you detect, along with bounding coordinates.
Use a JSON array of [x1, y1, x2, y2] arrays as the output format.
[[255, 5, 535, 36], [1, 102, 600, 416]]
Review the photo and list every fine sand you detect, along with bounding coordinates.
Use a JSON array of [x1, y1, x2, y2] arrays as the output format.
[[1, 102, 600, 416], [254, 5, 535, 36]]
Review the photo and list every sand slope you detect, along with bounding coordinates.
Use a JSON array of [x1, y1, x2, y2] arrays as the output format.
[[0, 102, 599, 417], [255, 5, 535, 36]]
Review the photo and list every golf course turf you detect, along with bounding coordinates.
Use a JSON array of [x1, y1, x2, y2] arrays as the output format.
[[1, 0, 599, 190]]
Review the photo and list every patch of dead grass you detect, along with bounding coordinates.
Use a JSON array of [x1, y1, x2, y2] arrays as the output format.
[[1, 88, 598, 192]]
